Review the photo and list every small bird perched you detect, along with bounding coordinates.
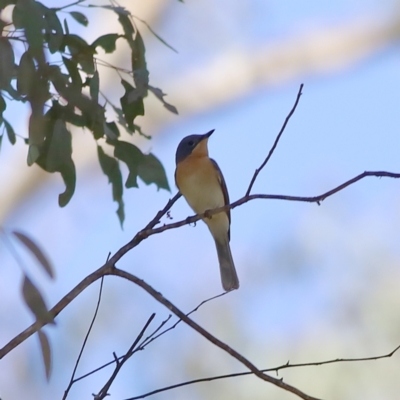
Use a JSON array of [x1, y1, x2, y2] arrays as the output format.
[[175, 129, 239, 291]]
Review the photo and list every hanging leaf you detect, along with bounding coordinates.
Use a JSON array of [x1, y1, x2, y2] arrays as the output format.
[[37, 330, 52, 381], [69, 11, 88, 27], [62, 56, 82, 92], [0, 38, 15, 90], [13, 230, 54, 279], [112, 140, 144, 188], [131, 30, 148, 91], [21, 274, 55, 325], [13, 1, 46, 64], [103, 121, 120, 140], [148, 85, 178, 115], [138, 153, 170, 191], [63, 34, 95, 74], [97, 146, 125, 226], [0, 95, 6, 117], [120, 79, 144, 132], [89, 70, 99, 103], [4, 118, 16, 145], [17, 51, 36, 96], [44, 8, 63, 53], [91, 34, 121, 53]]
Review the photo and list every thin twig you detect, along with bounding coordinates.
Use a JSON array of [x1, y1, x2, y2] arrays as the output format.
[[62, 272, 106, 400], [126, 345, 400, 399], [74, 292, 228, 382], [245, 83, 304, 196], [94, 314, 156, 400]]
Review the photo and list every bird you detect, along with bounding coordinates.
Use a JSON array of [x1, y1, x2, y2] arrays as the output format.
[[175, 129, 239, 291]]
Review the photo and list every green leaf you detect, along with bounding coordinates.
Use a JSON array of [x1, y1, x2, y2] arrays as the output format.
[[148, 85, 178, 114], [29, 112, 46, 148], [0, 38, 15, 90], [37, 330, 52, 381], [131, 30, 148, 90], [44, 8, 63, 53], [116, 9, 135, 48], [62, 56, 82, 92], [63, 17, 69, 35], [0, 134, 3, 153], [4, 118, 16, 145], [45, 119, 71, 171], [48, 65, 105, 137], [138, 153, 170, 191], [21, 273, 54, 325], [13, 230, 54, 279], [27, 145, 40, 165], [91, 34, 121, 53], [112, 140, 144, 188], [17, 51, 36, 95], [104, 121, 119, 140], [97, 146, 125, 227], [0, 95, 6, 116], [69, 11, 88, 27], [34, 112, 76, 206], [13, 1, 46, 64], [89, 70, 99, 103], [63, 34, 95, 74], [120, 79, 144, 131]]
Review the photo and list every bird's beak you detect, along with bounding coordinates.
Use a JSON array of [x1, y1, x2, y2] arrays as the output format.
[[203, 129, 215, 139]]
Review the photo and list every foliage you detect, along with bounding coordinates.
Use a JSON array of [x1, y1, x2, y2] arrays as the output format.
[[0, 0, 177, 227]]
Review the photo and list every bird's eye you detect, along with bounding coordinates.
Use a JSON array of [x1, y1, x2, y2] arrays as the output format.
[[188, 140, 195, 146]]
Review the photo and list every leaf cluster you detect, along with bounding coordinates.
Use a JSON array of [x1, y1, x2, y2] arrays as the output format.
[[0, 0, 176, 226]]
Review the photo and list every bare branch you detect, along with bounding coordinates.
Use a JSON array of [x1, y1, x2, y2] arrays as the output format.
[[1, 172, 399, 360], [0, 194, 181, 360], [74, 292, 228, 382], [110, 268, 322, 400], [246, 83, 303, 196], [62, 275, 105, 400], [128, 345, 400, 399], [136, 171, 400, 240], [94, 314, 156, 400]]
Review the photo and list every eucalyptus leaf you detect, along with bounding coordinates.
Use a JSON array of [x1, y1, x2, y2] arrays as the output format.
[[38, 330, 52, 381], [91, 33, 121, 53], [21, 274, 54, 325], [13, 230, 54, 279], [138, 153, 170, 191], [69, 11, 88, 27], [97, 146, 125, 226]]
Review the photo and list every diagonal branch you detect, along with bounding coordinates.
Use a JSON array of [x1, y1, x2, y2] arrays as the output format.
[[1, 171, 399, 360], [94, 314, 156, 400], [109, 267, 322, 400]]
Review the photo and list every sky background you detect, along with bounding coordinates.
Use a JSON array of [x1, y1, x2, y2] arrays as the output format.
[[1, 1, 400, 399]]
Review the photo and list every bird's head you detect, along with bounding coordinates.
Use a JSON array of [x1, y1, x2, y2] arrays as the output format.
[[175, 129, 214, 164]]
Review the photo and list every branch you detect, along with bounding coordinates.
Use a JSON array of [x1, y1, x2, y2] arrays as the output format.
[[246, 83, 303, 196], [128, 345, 400, 399], [71, 293, 228, 383], [0, 193, 181, 360], [134, 171, 400, 240], [109, 267, 322, 400], [94, 314, 156, 400], [62, 274, 105, 400], [1, 172, 399, 360]]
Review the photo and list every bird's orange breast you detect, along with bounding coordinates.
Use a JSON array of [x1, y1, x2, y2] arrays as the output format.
[[175, 155, 225, 215]]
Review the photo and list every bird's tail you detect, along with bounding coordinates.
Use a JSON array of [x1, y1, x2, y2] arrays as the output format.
[[215, 239, 239, 291]]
